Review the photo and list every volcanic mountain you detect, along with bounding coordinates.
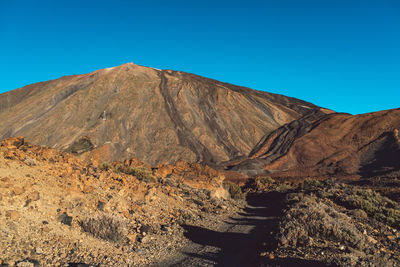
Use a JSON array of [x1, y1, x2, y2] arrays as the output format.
[[228, 108, 400, 179], [0, 63, 328, 165]]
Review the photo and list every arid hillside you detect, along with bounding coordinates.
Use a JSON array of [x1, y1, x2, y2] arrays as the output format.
[[228, 108, 400, 179], [0, 63, 327, 166], [0, 137, 242, 266]]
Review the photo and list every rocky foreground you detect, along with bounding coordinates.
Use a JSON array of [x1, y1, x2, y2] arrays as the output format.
[[0, 137, 243, 266], [251, 178, 400, 266], [1, 137, 400, 267]]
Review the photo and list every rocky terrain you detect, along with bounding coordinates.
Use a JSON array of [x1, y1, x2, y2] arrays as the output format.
[[228, 108, 400, 180], [1, 137, 399, 267], [249, 178, 400, 266], [0, 137, 244, 266], [0, 63, 328, 166]]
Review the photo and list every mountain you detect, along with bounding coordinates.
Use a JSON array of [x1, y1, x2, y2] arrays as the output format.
[[0, 63, 328, 165], [227, 108, 400, 179]]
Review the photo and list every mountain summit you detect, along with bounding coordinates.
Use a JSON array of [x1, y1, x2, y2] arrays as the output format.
[[0, 63, 327, 165]]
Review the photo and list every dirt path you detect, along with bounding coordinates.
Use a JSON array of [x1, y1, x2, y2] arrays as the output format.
[[152, 192, 284, 267]]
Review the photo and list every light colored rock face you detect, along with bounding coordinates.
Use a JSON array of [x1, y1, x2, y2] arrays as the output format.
[[0, 63, 323, 165]]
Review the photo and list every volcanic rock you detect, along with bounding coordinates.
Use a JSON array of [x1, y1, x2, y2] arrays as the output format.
[[0, 63, 326, 165], [5, 210, 20, 221], [0, 137, 241, 266], [229, 108, 400, 179]]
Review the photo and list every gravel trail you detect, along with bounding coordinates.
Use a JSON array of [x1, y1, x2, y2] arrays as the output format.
[[152, 193, 283, 267]]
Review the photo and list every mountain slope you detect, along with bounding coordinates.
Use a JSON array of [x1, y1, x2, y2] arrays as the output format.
[[0, 63, 326, 165], [228, 108, 400, 178]]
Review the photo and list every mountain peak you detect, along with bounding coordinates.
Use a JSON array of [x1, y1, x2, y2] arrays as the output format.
[[0, 65, 324, 165]]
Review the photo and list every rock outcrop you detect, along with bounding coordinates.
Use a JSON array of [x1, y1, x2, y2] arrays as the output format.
[[0, 137, 242, 266]]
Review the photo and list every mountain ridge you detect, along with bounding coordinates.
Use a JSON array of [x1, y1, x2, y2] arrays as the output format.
[[227, 107, 400, 179]]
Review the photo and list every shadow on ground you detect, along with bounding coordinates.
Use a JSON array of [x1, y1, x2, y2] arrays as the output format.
[[181, 192, 328, 267]]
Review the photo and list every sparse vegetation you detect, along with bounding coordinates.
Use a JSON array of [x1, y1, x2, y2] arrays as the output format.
[[79, 214, 129, 243], [278, 194, 366, 249], [338, 188, 400, 228], [251, 176, 294, 192], [114, 164, 131, 174], [254, 176, 275, 189], [256, 176, 275, 185], [272, 180, 400, 265], [223, 181, 245, 200], [131, 167, 157, 183], [99, 162, 110, 171], [275, 182, 294, 192], [299, 178, 323, 190], [294, 178, 400, 228], [114, 164, 157, 183]]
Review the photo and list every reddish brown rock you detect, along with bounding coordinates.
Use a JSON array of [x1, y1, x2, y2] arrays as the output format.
[[27, 191, 40, 201], [229, 108, 400, 179], [127, 232, 137, 243], [0, 136, 244, 266], [82, 185, 94, 193], [0, 177, 10, 182], [42, 226, 51, 233], [0, 137, 24, 149], [12, 186, 24, 196], [3, 150, 15, 160], [5, 210, 20, 221]]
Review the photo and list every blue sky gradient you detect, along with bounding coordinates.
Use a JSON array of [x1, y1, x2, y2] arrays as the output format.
[[1, 0, 399, 114]]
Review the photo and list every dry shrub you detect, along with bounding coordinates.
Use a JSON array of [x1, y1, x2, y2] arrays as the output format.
[[278, 195, 366, 250], [24, 156, 37, 166], [114, 164, 132, 174], [256, 176, 275, 185], [299, 178, 323, 191], [114, 165, 156, 183], [79, 214, 129, 243], [254, 176, 276, 191], [223, 181, 245, 200], [339, 188, 400, 228], [248, 176, 294, 192], [132, 167, 157, 183], [99, 162, 110, 171]]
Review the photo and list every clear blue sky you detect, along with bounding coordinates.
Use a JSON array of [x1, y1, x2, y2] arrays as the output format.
[[1, 0, 399, 114]]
